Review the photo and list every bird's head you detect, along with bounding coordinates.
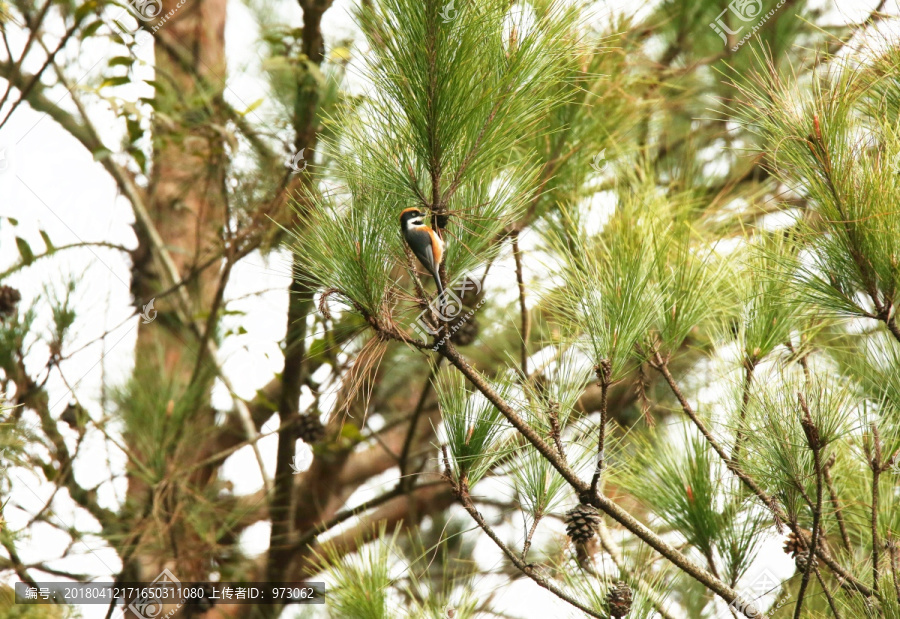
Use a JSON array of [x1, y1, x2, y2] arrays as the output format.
[[400, 207, 426, 230]]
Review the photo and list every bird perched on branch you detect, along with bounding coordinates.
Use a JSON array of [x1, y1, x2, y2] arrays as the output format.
[[400, 207, 445, 299]]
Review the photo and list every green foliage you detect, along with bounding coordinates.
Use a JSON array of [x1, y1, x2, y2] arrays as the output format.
[[286, 190, 402, 317], [520, 350, 592, 430], [621, 431, 759, 569], [733, 55, 900, 323], [314, 524, 399, 619], [291, 0, 597, 317], [742, 374, 855, 522], [651, 217, 730, 354], [112, 364, 215, 483], [356, 0, 580, 199], [731, 233, 805, 366], [544, 198, 658, 380], [511, 444, 568, 521], [436, 369, 511, 487]]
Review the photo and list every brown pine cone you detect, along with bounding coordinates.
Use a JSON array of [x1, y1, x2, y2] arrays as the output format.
[[795, 550, 818, 573], [606, 581, 633, 618], [565, 503, 600, 544], [0, 285, 21, 319], [449, 314, 479, 346], [783, 529, 811, 557], [297, 413, 326, 444]]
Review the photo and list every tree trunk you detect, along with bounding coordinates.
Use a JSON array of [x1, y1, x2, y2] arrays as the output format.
[[126, 0, 229, 589]]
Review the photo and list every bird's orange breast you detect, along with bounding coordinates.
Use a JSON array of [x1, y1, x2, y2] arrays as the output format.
[[430, 231, 444, 265]]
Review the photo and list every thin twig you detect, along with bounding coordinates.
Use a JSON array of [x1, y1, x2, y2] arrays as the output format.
[[451, 477, 605, 619], [589, 360, 611, 497], [547, 402, 567, 461], [511, 230, 530, 377], [398, 361, 441, 482], [732, 361, 755, 464], [813, 565, 842, 619], [794, 392, 823, 619], [521, 513, 541, 562], [293, 480, 445, 549], [888, 540, 900, 604], [823, 454, 852, 552], [870, 423, 883, 594]]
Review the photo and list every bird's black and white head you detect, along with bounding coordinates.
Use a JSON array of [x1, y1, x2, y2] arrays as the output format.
[[400, 208, 426, 231]]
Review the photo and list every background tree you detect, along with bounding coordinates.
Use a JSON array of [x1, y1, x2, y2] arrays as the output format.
[[0, 0, 897, 617]]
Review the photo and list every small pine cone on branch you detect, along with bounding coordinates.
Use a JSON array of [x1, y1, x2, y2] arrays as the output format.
[[565, 503, 600, 544], [606, 581, 633, 618], [783, 530, 808, 557], [297, 414, 326, 444], [0, 285, 21, 319], [449, 314, 479, 346], [795, 549, 818, 573]]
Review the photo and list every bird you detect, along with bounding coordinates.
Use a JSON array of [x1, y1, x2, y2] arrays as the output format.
[[400, 207, 445, 300]]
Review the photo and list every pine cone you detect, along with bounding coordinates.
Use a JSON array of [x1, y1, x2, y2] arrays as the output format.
[[60, 401, 85, 429], [565, 503, 600, 544], [449, 314, 479, 346], [297, 414, 325, 444], [783, 530, 807, 557], [0, 285, 21, 319], [795, 550, 818, 573], [606, 581, 633, 618]]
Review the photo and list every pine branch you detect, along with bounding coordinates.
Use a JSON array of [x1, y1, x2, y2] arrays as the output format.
[[731, 361, 756, 464], [589, 360, 611, 498], [597, 519, 678, 619], [445, 459, 605, 619], [869, 422, 884, 595], [793, 393, 823, 619], [814, 565, 843, 619], [651, 353, 874, 597], [433, 341, 756, 616], [823, 454, 853, 553], [294, 480, 445, 549], [398, 361, 441, 483], [512, 230, 529, 377]]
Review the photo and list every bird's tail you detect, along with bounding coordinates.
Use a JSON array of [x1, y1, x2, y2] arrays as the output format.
[[433, 270, 445, 309]]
